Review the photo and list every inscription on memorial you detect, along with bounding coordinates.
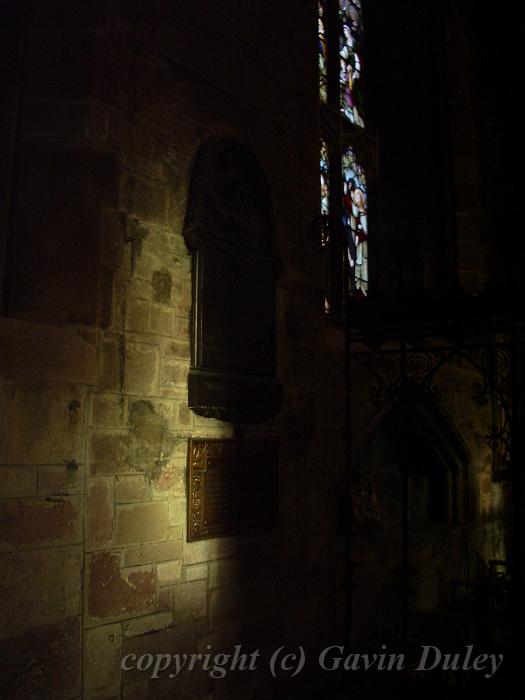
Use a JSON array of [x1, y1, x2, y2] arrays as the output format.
[[187, 438, 278, 541], [184, 138, 282, 423]]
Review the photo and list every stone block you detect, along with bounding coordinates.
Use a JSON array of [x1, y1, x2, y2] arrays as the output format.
[[113, 295, 126, 332], [115, 501, 168, 545], [0, 617, 81, 699], [0, 495, 82, 552], [120, 274, 151, 300], [0, 466, 37, 498], [151, 460, 184, 497], [86, 477, 115, 549], [176, 401, 193, 428], [0, 379, 87, 464], [164, 339, 190, 360], [173, 317, 191, 350], [172, 581, 207, 623], [98, 269, 114, 329], [156, 586, 173, 612], [125, 298, 150, 333], [183, 537, 239, 566], [116, 474, 150, 502], [152, 270, 172, 303], [124, 342, 160, 395], [124, 176, 168, 224], [0, 317, 98, 386], [101, 209, 127, 268], [124, 540, 182, 568], [172, 277, 192, 314], [121, 624, 199, 685], [184, 564, 208, 582], [90, 431, 130, 475], [39, 463, 83, 495], [92, 393, 127, 428], [122, 611, 173, 639], [84, 623, 122, 694], [161, 359, 188, 389], [168, 526, 183, 540], [125, 401, 181, 480], [0, 546, 82, 633], [149, 304, 174, 336], [168, 498, 186, 527], [157, 560, 182, 586], [99, 336, 121, 391], [86, 550, 156, 625]]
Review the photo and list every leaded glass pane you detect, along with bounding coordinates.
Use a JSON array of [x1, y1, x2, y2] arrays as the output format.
[[320, 138, 330, 243], [339, 0, 365, 127], [342, 145, 368, 294], [319, 1, 328, 101], [321, 139, 331, 313]]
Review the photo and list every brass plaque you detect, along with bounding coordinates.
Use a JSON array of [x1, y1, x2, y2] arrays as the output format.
[[187, 438, 278, 541]]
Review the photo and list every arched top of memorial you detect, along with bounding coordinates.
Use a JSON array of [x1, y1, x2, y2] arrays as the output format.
[[183, 138, 278, 264]]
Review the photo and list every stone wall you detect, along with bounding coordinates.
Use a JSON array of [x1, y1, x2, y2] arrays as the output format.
[[0, 2, 346, 698]]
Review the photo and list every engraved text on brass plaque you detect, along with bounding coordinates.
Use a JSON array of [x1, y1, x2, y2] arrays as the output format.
[[187, 438, 278, 541]]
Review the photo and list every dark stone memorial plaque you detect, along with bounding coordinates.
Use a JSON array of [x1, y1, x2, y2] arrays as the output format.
[[187, 438, 278, 541], [184, 138, 282, 423]]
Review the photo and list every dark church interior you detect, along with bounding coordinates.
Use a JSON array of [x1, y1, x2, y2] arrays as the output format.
[[0, 1, 521, 698]]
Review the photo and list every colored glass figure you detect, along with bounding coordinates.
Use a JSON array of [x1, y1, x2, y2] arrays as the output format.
[[342, 145, 368, 294], [319, 1, 328, 101], [320, 139, 330, 243], [339, 0, 365, 127], [321, 139, 331, 313]]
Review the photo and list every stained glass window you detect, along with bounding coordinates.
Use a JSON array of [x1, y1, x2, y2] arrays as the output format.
[[319, 1, 328, 102], [342, 145, 368, 294], [339, 0, 365, 127], [320, 0, 370, 315]]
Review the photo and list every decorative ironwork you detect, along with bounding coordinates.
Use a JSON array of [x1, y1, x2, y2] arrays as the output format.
[[351, 341, 513, 481]]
